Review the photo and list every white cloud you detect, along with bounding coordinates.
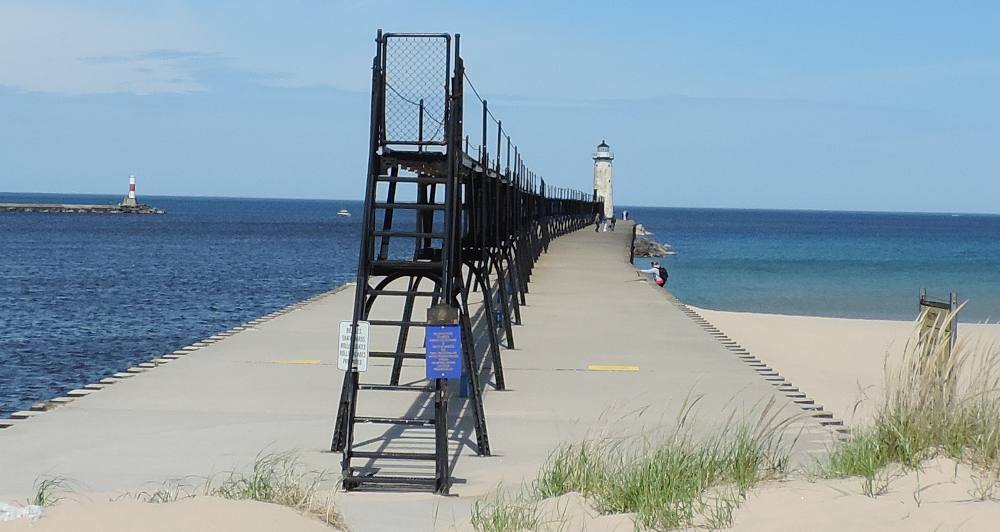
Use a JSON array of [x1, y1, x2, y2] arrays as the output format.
[[0, 3, 207, 94]]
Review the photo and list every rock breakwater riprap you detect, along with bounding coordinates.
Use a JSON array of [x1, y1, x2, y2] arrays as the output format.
[[633, 224, 673, 257]]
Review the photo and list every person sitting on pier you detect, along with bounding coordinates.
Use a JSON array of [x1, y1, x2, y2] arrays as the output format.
[[637, 261, 668, 287]]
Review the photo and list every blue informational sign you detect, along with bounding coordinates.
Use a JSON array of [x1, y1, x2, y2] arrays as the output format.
[[425, 325, 463, 379]]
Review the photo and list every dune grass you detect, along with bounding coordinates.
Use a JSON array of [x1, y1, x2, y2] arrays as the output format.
[[471, 489, 540, 532], [472, 399, 796, 531], [826, 304, 1000, 494], [124, 451, 343, 528], [211, 452, 329, 511], [27, 476, 73, 507], [128, 477, 200, 504]]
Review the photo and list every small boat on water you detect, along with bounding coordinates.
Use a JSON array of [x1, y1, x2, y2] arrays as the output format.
[[337, 209, 351, 217]]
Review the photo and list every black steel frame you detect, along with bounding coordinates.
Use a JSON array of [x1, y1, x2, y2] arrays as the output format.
[[332, 30, 599, 494]]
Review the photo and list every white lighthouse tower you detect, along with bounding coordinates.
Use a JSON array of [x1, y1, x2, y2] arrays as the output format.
[[593, 140, 614, 219]]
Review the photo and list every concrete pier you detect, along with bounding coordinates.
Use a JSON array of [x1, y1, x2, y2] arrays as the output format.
[[0, 222, 835, 530]]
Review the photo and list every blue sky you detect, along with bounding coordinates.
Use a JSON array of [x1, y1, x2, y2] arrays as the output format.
[[1, 1, 998, 213]]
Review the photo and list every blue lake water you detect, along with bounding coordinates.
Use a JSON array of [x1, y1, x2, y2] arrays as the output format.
[[0, 194, 363, 417], [2, 196, 999, 417], [624, 207, 1000, 323]]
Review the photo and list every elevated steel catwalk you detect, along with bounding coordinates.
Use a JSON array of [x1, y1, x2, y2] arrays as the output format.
[[332, 31, 600, 494]]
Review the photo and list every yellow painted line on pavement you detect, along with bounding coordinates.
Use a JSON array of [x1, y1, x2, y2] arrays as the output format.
[[274, 359, 322, 365], [587, 364, 639, 372]]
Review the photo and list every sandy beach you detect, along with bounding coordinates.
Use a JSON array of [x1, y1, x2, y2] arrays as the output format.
[[692, 307, 1000, 425], [457, 304, 1000, 531], [0, 497, 337, 532], [732, 457, 1000, 531], [675, 307, 1000, 531]]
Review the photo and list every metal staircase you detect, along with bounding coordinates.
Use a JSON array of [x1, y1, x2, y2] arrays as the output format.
[[332, 31, 599, 494]]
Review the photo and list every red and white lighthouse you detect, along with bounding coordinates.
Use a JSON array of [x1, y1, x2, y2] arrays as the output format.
[[121, 175, 138, 207]]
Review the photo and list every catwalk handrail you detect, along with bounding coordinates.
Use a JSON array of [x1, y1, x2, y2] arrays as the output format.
[[334, 30, 601, 494]]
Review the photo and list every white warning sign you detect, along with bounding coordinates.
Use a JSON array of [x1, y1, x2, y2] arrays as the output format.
[[338, 321, 370, 372]]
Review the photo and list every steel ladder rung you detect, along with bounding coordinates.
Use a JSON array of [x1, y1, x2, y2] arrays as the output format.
[[354, 416, 435, 426], [374, 230, 447, 238], [371, 260, 444, 270], [357, 383, 433, 392], [374, 202, 445, 210], [368, 351, 425, 359], [367, 320, 430, 327], [346, 475, 437, 487], [350, 451, 438, 460], [365, 289, 441, 297]]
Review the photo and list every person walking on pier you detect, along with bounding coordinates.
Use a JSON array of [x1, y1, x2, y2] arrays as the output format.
[[594, 212, 604, 232], [609, 217, 616, 231], [638, 261, 668, 287]]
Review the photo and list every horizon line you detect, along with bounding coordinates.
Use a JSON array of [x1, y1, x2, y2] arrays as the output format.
[[2, 189, 999, 217]]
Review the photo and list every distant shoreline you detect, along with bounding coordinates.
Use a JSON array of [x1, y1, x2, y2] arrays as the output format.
[[3, 192, 1000, 216]]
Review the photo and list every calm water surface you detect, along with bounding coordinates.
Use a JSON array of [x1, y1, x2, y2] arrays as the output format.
[[3, 197, 999, 417], [625, 207, 1000, 322], [0, 194, 362, 417]]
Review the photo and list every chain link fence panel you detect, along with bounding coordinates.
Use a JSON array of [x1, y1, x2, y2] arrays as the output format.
[[383, 36, 450, 144]]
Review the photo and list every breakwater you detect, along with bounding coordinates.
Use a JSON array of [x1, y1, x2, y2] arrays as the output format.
[[0, 202, 164, 214]]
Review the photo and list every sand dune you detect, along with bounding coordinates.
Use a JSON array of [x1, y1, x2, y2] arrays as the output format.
[[734, 457, 1000, 531], [0, 497, 339, 532], [691, 307, 1000, 425]]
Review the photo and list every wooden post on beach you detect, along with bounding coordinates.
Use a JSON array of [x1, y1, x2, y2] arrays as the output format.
[[918, 288, 959, 356]]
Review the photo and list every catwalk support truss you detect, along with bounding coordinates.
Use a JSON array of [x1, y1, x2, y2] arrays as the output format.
[[332, 31, 600, 493]]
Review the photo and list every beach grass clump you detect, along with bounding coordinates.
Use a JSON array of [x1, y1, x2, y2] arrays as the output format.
[[827, 305, 1000, 488], [27, 476, 73, 507], [525, 400, 793, 530], [210, 451, 342, 528], [537, 418, 788, 529], [115, 452, 342, 527], [22, 453, 342, 527], [470, 489, 540, 532], [128, 478, 200, 504]]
